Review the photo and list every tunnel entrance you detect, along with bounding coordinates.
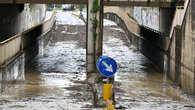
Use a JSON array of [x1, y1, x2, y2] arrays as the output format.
[[0, 4, 93, 109], [30, 7, 87, 73], [24, 4, 89, 105], [102, 19, 194, 109], [0, 2, 195, 110]]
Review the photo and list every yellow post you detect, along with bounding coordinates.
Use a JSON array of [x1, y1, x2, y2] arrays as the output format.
[[105, 100, 116, 110], [103, 84, 112, 100]]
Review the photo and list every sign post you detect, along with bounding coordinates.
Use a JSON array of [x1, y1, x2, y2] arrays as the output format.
[[96, 56, 117, 100]]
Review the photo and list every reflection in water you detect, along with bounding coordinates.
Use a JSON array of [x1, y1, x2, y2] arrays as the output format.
[[163, 54, 168, 95], [39, 37, 44, 57], [0, 54, 25, 93]]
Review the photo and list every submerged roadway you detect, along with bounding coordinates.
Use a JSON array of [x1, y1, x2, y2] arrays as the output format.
[[0, 10, 194, 110]]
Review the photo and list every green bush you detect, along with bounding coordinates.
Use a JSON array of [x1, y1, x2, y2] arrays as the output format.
[[91, 0, 100, 13]]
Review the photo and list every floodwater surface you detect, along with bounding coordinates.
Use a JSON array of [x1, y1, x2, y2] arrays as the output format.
[[0, 11, 194, 110]]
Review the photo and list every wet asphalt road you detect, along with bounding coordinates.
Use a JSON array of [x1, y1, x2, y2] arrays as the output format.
[[0, 11, 195, 110]]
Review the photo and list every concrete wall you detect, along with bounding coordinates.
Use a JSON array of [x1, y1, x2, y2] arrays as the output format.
[[104, 7, 140, 35], [0, 12, 55, 94], [168, 0, 195, 94], [24, 23, 55, 67], [0, 4, 46, 42], [134, 7, 175, 34], [0, 53, 25, 83], [23, 25, 42, 65], [105, 4, 195, 94], [0, 53, 24, 92], [169, 26, 182, 85], [115, 6, 134, 16], [134, 7, 160, 30], [104, 11, 168, 71], [180, 0, 194, 93]]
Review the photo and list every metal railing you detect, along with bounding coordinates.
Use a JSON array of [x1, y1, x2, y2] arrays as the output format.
[[0, 11, 55, 66]]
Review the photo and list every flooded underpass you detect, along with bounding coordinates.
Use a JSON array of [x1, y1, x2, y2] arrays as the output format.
[[0, 10, 195, 110]]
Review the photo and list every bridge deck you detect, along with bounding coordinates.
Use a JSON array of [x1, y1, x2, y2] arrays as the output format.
[[0, 0, 184, 7]]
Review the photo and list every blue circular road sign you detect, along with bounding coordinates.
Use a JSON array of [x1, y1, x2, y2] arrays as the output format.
[[96, 56, 117, 77]]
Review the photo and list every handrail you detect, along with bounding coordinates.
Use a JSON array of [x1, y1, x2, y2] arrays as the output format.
[[42, 11, 56, 33], [0, 33, 22, 45], [0, 11, 56, 65], [104, 7, 140, 35], [0, 11, 55, 45], [169, 0, 189, 38], [44, 11, 56, 24]]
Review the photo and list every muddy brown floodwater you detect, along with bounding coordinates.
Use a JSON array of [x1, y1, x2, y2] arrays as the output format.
[[0, 11, 195, 110]]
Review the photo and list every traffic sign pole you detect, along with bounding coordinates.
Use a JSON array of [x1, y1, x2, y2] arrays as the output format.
[[96, 56, 117, 101]]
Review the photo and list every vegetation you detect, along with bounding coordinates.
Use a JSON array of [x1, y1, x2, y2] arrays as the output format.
[[92, 16, 99, 38], [91, 0, 100, 13], [91, 0, 100, 39]]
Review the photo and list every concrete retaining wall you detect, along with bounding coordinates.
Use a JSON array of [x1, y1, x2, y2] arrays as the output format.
[[168, 0, 195, 94], [0, 4, 46, 42], [0, 10, 55, 84], [1, 54, 25, 82], [104, 12, 169, 71], [104, 7, 140, 35], [134, 7, 160, 30], [105, 1, 195, 95]]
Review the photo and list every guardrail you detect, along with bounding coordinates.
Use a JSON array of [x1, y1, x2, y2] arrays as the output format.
[[0, 11, 55, 66]]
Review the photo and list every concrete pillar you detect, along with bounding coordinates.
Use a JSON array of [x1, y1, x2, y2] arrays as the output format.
[[87, 0, 96, 74], [87, 0, 103, 74], [174, 0, 195, 94], [192, 0, 195, 94], [96, 0, 104, 62], [87, 0, 104, 106], [175, 26, 182, 85]]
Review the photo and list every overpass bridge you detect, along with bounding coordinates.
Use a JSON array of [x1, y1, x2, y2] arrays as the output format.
[[0, 0, 184, 7]]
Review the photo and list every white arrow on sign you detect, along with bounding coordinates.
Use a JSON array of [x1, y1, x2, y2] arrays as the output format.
[[102, 61, 113, 72]]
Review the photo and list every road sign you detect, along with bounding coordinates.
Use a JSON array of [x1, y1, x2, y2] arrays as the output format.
[[96, 56, 117, 77]]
